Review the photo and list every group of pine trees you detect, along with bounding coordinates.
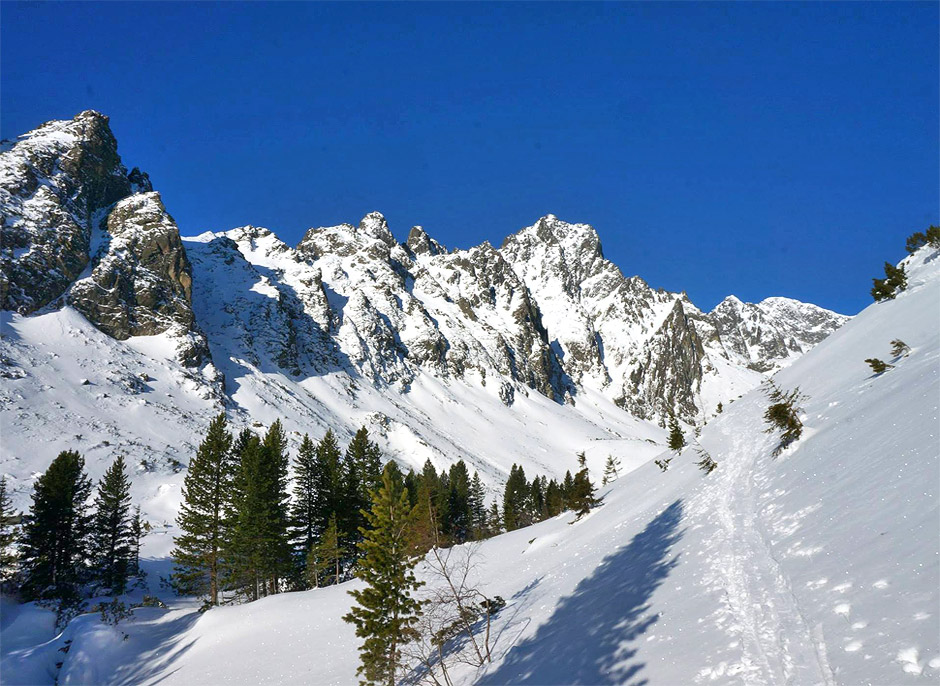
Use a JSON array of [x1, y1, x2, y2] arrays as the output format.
[[171, 413, 606, 615], [170, 415, 389, 605], [0, 452, 143, 622]]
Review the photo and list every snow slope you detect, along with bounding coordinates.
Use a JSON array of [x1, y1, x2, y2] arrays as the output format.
[[4, 247, 935, 685]]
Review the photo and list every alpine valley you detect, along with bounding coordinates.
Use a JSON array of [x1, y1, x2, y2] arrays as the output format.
[[2, 112, 937, 686]]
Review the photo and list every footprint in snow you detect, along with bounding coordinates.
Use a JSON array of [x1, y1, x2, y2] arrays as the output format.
[[896, 647, 923, 675], [833, 603, 851, 617]]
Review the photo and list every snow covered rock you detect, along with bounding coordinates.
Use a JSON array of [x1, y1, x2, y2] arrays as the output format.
[[68, 192, 209, 366], [0, 111, 136, 313]]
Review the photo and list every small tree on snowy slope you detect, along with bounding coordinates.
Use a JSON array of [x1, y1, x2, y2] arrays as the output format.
[[90, 455, 134, 595], [602, 455, 621, 485], [171, 413, 234, 607], [667, 415, 686, 453], [344, 466, 424, 686], [569, 452, 598, 519]]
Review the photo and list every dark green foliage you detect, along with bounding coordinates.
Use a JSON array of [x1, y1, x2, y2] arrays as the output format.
[[171, 414, 234, 606], [762, 380, 808, 457], [502, 464, 530, 532], [667, 416, 686, 453], [342, 428, 384, 560], [864, 358, 893, 375], [716, 402, 723, 414], [654, 456, 673, 472], [227, 422, 294, 600], [344, 467, 424, 686], [486, 501, 501, 536], [890, 339, 910, 357], [469, 472, 487, 538], [313, 430, 344, 547], [290, 434, 318, 581], [0, 476, 18, 590], [569, 452, 598, 518], [545, 479, 564, 517], [129, 506, 143, 582], [694, 444, 718, 474], [308, 514, 344, 587], [90, 455, 134, 595], [871, 262, 907, 301], [905, 226, 940, 253], [20, 450, 92, 609], [445, 460, 472, 543]]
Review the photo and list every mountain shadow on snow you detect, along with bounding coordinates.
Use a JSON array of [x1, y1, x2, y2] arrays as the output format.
[[480, 499, 684, 686]]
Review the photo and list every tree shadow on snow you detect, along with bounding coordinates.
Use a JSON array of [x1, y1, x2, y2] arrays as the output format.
[[479, 500, 685, 686]]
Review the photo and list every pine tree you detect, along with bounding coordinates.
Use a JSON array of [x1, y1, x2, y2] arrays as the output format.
[[260, 420, 293, 592], [291, 434, 318, 584], [344, 466, 424, 686], [313, 430, 344, 547], [545, 479, 563, 517], [468, 472, 487, 539], [0, 476, 19, 590], [171, 413, 234, 607], [602, 455, 621, 485], [20, 450, 92, 607], [561, 470, 574, 509], [871, 262, 907, 301], [343, 430, 382, 559], [227, 424, 293, 600], [309, 513, 344, 587], [667, 415, 686, 453], [890, 339, 910, 357], [486, 500, 501, 537], [445, 460, 471, 542], [716, 402, 723, 414], [569, 452, 598, 518], [90, 455, 134, 595], [502, 464, 529, 532]]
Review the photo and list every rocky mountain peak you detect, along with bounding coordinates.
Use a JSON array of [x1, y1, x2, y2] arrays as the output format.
[[406, 226, 445, 256]]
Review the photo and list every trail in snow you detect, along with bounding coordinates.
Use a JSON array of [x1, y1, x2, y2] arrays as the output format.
[[691, 415, 834, 686]]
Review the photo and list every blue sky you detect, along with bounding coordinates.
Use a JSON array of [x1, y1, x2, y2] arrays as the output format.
[[2, 2, 937, 314]]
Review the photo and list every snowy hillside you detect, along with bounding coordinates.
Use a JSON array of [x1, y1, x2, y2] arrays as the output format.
[[3, 245, 935, 685]]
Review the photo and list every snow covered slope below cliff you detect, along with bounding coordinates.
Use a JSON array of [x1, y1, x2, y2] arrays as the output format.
[[4, 247, 935, 686]]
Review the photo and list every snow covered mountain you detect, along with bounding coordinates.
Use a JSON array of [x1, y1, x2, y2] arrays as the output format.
[[3, 211, 936, 686], [1, 111, 847, 517]]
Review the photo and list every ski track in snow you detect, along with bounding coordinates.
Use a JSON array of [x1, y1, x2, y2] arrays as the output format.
[[692, 420, 834, 686]]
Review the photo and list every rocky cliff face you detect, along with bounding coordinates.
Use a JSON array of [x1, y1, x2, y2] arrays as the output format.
[[0, 111, 134, 313], [1, 112, 209, 366], [0, 112, 849, 425]]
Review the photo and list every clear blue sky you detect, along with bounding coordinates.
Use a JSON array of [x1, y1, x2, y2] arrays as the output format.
[[2, 2, 937, 315]]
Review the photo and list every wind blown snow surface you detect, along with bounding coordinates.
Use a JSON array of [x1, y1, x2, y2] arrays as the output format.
[[2, 247, 937, 686]]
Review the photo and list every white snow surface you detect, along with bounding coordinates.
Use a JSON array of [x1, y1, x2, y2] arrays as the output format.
[[2, 247, 936, 685]]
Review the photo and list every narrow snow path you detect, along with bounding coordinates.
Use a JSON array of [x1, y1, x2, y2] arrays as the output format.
[[690, 413, 835, 686]]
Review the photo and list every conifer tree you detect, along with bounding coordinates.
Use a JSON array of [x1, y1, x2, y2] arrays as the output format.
[[90, 455, 134, 595], [313, 430, 344, 546], [0, 476, 19, 590], [468, 472, 487, 539], [545, 479, 563, 517], [602, 455, 621, 485], [20, 450, 92, 607], [502, 464, 529, 532], [716, 402, 723, 414], [871, 262, 907, 301], [309, 513, 344, 587], [667, 415, 686, 453], [129, 506, 143, 581], [569, 452, 598, 518], [171, 414, 234, 607], [260, 420, 293, 591], [561, 470, 574, 509], [291, 434, 319, 583], [486, 500, 501, 537], [446, 460, 471, 542], [344, 466, 424, 686]]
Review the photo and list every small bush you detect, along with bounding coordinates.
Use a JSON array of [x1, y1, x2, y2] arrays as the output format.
[[905, 226, 940, 254], [693, 444, 718, 474], [762, 380, 807, 457], [889, 339, 910, 357], [871, 262, 907, 302], [864, 358, 893, 375], [98, 598, 133, 626]]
